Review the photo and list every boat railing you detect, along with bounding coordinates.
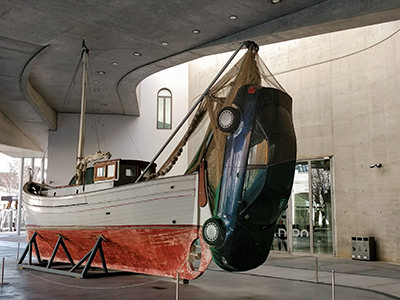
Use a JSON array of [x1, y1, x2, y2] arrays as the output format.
[[0, 208, 25, 232]]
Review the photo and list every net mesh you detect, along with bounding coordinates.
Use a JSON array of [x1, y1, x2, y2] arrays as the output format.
[[153, 42, 285, 191]]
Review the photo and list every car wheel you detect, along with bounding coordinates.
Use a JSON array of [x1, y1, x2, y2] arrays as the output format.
[[217, 106, 240, 133], [202, 218, 226, 247]]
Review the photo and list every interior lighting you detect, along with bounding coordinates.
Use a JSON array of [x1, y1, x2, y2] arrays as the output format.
[[111, 62, 118, 66], [133, 52, 142, 56], [192, 29, 200, 34], [271, 0, 281, 3], [97, 71, 106, 75], [369, 163, 383, 168], [229, 15, 238, 20], [161, 42, 169, 46]]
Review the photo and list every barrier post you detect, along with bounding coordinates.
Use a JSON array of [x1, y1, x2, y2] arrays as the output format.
[[16, 242, 20, 261], [1, 257, 5, 286], [176, 272, 180, 300], [331, 270, 336, 300]]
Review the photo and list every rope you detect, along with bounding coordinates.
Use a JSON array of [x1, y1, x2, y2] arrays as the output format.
[[94, 116, 101, 152], [274, 27, 400, 76], [119, 118, 143, 160], [25, 269, 165, 290], [62, 54, 84, 111], [154, 45, 264, 182]]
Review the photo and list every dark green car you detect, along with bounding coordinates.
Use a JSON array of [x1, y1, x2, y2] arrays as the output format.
[[202, 84, 296, 271]]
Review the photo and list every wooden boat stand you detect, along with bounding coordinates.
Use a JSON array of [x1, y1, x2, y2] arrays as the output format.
[[17, 232, 108, 278]]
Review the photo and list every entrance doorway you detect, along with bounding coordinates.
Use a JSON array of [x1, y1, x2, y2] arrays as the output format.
[[273, 158, 334, 255]]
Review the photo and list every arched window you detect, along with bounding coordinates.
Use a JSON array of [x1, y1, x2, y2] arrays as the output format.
[[157, 88, 172, 129]]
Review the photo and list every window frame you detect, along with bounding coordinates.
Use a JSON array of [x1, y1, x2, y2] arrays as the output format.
[[157, 88, 172, 129], [94, 160, 119, 182]]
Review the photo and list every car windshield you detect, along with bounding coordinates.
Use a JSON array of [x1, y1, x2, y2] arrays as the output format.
[[242, 121, 269, 204]]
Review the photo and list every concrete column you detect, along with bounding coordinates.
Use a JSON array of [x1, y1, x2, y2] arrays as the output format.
[[40, 157, 45, 183], [308, 161, 314, 254], [30, 158, 34, 181], [17, 158, 24, 235], [287, 193, 293, 253]]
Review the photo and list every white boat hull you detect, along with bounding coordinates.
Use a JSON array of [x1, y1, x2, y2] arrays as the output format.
[[22, 173, 212, 279]]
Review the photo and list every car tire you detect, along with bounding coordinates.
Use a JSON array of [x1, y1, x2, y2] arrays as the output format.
[[202, 218, 226, 247], [217, 106, 240, 133]]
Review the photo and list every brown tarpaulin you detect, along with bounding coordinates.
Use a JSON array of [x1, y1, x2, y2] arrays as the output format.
[[154, 43, 285, 192]]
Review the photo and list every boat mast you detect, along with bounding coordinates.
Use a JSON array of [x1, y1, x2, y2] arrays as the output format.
[[76, 40, 89, 184]]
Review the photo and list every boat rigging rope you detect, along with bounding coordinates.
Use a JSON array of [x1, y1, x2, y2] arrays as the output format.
[[154, 42, 279, 185], [273, 27, 400, 76], [119, 117, 143, 160], [94, 116, 101, 152], [25, 269, 165, 290], [61, 51, 84, 111]]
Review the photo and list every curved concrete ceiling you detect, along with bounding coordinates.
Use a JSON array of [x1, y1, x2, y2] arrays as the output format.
[[0, 0, 399, 157]]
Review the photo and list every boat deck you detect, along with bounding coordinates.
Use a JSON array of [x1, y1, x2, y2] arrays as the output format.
[[1, 232, 400, 299]]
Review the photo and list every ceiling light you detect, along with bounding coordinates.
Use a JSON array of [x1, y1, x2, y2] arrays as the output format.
[[133, 52, 142, 56], [97, 71, 106, 75], [111, 62, 118, 66], [370, 163, 383, 168], [271, 0, 281, 3], [161, 42, 169, 46], [192, 29, 200, 34], [229, 15, 238, 20]]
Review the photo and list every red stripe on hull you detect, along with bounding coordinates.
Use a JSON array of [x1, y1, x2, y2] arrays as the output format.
[[26, 225, 212, 280]]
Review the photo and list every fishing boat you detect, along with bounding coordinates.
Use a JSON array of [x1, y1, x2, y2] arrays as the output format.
[[21, 40, 296, 279], [23, 160, 212, 279]]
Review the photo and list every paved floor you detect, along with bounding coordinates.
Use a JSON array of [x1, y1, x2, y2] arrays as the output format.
[[0, 232, 399, 299]]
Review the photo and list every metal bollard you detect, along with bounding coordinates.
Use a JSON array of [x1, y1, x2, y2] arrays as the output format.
[[315, 256, 319, 283], [16, 242, 20, 261], [331, 270, 336, 300], [1, 257, 4, 286], [176, 272, 179, 300]]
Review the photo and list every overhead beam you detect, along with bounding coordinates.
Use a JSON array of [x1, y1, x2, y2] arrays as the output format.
[[0, 110, 42, 155], [20, 45, 57, 131]]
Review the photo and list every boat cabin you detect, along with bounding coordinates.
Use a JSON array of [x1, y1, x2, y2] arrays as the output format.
[[69, 159, 156, 186]]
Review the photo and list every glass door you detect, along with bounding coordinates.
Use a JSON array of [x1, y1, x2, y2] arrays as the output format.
[[291, 162, 310, 253], [289, 159, 333, 255], [311, 159, 333, 254]]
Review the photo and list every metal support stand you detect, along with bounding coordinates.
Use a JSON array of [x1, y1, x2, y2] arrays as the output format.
[[70, 235, 108, 277], [18, 232, 108, 278], [46, 235, 75, 269], [18, 231, 42, 265]]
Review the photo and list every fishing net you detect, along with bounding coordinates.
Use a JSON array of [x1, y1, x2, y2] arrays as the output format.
[[153, 42, 285, 192]]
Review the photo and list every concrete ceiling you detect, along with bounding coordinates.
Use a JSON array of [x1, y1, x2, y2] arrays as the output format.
[[0, 0, 399, 157]]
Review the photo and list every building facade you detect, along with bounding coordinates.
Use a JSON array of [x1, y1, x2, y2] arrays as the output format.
[[47, 20, 400, 262], [187, 20, 400, 262]]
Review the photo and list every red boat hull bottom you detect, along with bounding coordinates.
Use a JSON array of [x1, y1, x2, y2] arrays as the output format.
[[26, 225, 212, 280]]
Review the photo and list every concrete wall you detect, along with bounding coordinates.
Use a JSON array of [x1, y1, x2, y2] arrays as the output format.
[[46, 20, 400, 262], [48, 63, 188, 185], [329, 22, 400, 262], [188, 21, 400, 262]]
